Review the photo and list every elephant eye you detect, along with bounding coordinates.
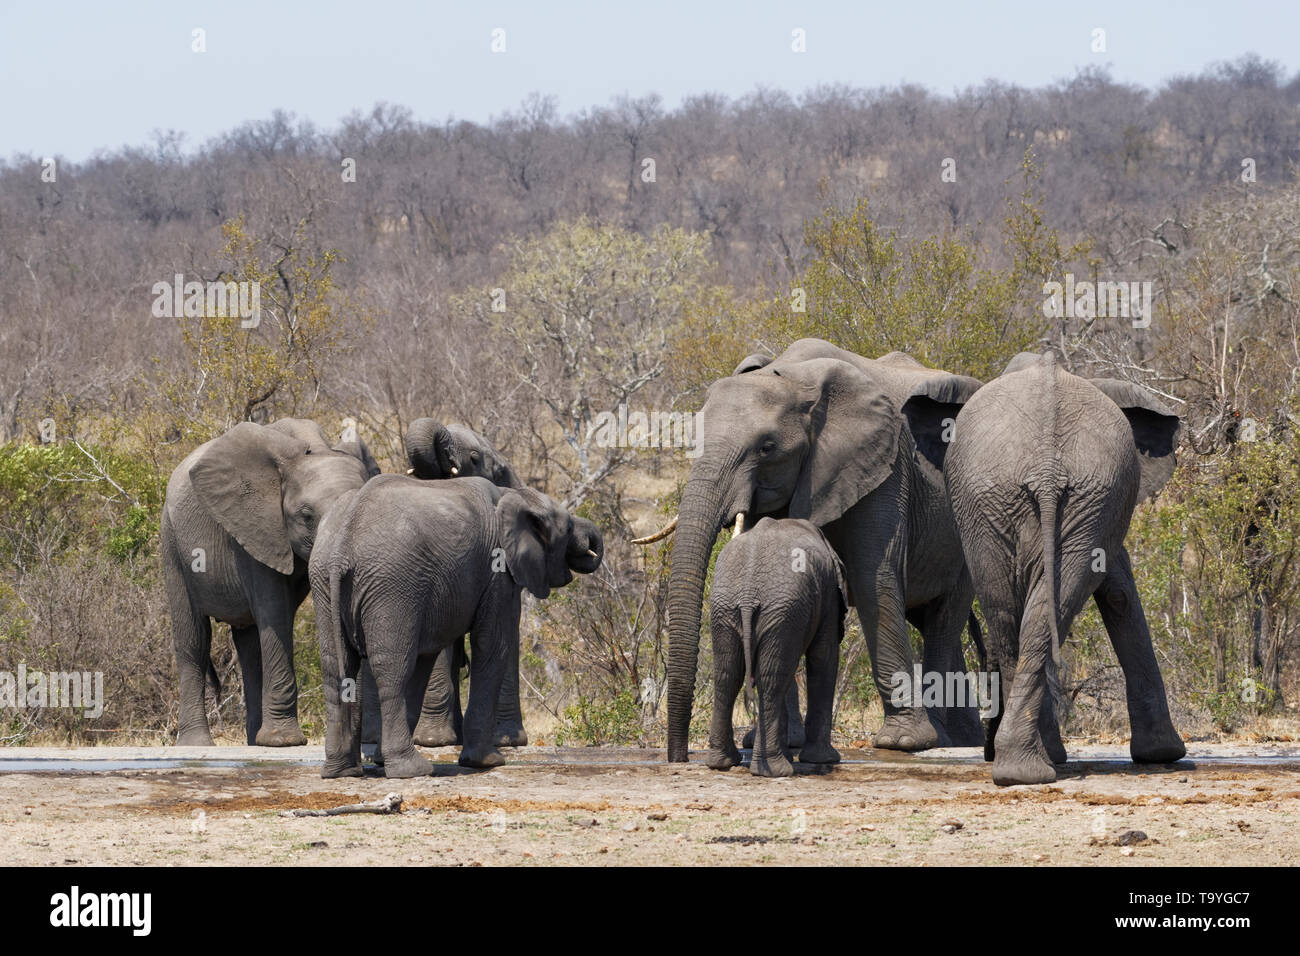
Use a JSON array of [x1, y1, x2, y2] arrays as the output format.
[[759, 440, 776, 456]]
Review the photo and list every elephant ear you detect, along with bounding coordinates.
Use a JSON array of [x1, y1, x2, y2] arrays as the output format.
[[733, 353, 773, 375], [1089, 378, 1182, 503], [898, 371, 983, 471], [497, 487, 560, 599], [785, 358, 903, 528], [334, 439, 382, 479], [189, 422, 305, 574]]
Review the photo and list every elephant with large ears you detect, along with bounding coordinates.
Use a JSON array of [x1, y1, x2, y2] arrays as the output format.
[[648, 338, 985, 762], [708, 518, 847, 777], [310, 475, 602, 778], [161, 418, 380, 746], [944, 351, 1186, 786]]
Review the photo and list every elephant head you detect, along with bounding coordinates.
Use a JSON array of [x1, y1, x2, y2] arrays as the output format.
[[407, 418, 521, 488], [497, 487, 604, 599], [1002, 352, 1181, 503], [189, 420, 374, 574]]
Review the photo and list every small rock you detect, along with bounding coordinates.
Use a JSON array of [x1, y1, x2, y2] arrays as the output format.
[[861, 824, 876, 831], [941, 818, 964, 831], [1116, 830, 1149, 846], [1032, 854, 1047, 862], [620, 821, 638, 832], [1120, 847, 1135, 856], [647, 812, 668, 821], [1178, 777, 1188, 783]]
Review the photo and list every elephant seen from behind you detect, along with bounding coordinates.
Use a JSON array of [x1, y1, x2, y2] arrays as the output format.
[[944, 351, 1186, 786], [311, 475, 602, 778], [708, 518, 847, 777]]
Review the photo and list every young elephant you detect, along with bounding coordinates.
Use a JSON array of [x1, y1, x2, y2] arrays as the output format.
[[707, 517, 847, 777], [310, 475, 601, 778], [945, 352, 1185, 786]]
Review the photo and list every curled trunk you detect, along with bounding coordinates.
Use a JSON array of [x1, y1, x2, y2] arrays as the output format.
[[406, 418, 452, 479]]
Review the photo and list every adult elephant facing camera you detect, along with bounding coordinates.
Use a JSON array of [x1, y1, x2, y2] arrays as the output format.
[[654, 338, 985, 762], [161, 418, 380, 746], [311, 475, 602, 778]]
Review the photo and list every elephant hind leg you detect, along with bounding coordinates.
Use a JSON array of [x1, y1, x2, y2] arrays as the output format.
[[1094, 548, 1185, 764], [171, 599, 216, 747], [798, 612, 841, 766], [706, 620, 743, 770], [916, 586, 984, 748]]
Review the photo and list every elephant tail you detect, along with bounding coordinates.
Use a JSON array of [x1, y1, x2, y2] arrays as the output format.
[[740, 605, 757, 714], [329, 566, 353, 713], [1034, 482, 1064, 667]]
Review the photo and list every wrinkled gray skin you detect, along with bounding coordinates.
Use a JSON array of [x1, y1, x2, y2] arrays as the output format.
[[376, 418, 535, 749], [311, 475, 601, 777], [161, 419, 380, 746], [945, 352, 1186, 786], [708, 518, 847, 777], [666, 339, 985, 762]]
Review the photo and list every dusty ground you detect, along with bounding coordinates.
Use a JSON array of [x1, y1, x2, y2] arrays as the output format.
[[0, 742, 1297, 866]]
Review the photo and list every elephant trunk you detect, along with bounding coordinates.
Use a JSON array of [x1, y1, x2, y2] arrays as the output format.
[[406, 418, 452, 479], [665, 465, 740, 762]]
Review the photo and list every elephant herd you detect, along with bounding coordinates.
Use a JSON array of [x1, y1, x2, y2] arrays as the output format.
[[161, 337, 1187, 786]]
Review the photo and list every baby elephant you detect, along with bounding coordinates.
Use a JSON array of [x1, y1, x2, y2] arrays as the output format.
[[310, 475, 602, 778], [708, 517, 847, 777]]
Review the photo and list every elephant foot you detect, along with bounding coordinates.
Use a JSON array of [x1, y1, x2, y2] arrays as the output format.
[[706, 745, 742, 770], [797, 741, 840, 765], [750, 752, 794, 778], [254, 721, 307, 747], [872, 711, 939, 752], [322, 759, 364, 779], [741, 726, 755, 749], [1130, 723, 1186, 764], [176, 728, 215, 747], [458, 745, 506, 769], [383, 749, 433, 778], [412, 718, 461, 748], [992, 751, 1058, 786], [492, 723, 528, 747]]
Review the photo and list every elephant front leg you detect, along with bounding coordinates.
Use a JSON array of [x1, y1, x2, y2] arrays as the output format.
[[412, 640, 463, 747], [862, 580, 939, 752], [253, 612, 307, 747], [493, 633, 528, 747], [1094, 548, 1186, 765], [459, 595, 516, 769]]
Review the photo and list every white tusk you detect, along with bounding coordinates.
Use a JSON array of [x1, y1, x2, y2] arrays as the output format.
[[631, 515, 678, 545], [450, 466, 459, 476], [405, 468, 414, 475], [733, 512, 745, 537], [587, 549, 598, 558]]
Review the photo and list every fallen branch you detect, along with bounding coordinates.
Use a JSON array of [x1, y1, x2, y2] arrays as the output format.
[[279, 792, 403, 817]]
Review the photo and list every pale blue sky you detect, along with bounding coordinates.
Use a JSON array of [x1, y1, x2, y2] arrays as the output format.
[[3, 0, 1296, 161]]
